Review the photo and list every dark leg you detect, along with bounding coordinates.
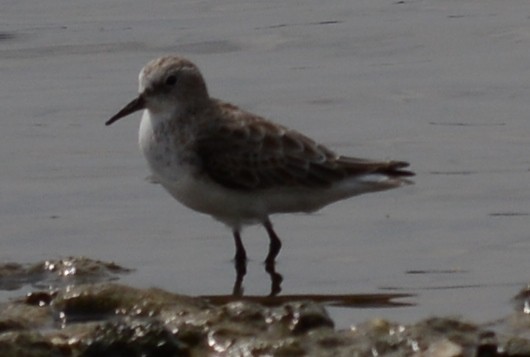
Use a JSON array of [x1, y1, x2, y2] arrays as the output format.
[[265, 260, 283, 296], [263, 218, 282, 265], [232, 260, 247, 296], [232, 230, 247, 296], [233, 230, 247, 264]]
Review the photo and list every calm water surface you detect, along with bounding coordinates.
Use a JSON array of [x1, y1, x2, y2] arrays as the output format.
[[1, 0, 530, 328]]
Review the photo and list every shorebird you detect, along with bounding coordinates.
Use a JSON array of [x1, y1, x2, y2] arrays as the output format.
[[106, 55, 413, 268]]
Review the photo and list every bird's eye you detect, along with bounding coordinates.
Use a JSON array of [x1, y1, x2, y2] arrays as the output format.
[[165, 75, 177, 86]]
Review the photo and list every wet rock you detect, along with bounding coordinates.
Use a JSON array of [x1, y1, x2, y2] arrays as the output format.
[[82, 318, 188, 357], [0, 257, 131, 291], [287, 301, 335, 335], [0, 331, 69, 357], [513, 285, 530, 314], [26, 291, 56, 307], [423, 338, 463, 357], [0, 300, 51, 332], [503, 337, 530, 356], [53, 283, 207, 323], [0, 281, 529, 355]]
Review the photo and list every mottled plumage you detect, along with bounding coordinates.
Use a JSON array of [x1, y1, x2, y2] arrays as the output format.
[[194, 103, 411, 190]]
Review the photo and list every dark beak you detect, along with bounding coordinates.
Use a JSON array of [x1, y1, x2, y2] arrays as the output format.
[[105, 96, 145, 126]]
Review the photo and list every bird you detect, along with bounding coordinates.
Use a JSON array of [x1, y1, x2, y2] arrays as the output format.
[[106, 55, 414, 269]]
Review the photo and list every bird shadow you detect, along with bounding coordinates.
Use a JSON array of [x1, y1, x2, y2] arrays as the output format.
[[201, 260, 415, 309]]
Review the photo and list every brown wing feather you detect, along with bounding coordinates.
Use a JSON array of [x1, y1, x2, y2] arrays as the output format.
[[195, 107, 413, 191]]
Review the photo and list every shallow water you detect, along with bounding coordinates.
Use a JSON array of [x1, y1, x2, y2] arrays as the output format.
[[2, 0, 530, 329]]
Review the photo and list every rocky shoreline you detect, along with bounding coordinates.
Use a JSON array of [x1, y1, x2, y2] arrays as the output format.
[[1, 258, 530, 356]]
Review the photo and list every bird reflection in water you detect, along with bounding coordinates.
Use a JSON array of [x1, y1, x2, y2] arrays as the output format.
[[232, 259, 283, 297], [220, 260, 414, 310]]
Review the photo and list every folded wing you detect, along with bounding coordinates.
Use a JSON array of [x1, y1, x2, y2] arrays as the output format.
[[195, 111, 413, 191]]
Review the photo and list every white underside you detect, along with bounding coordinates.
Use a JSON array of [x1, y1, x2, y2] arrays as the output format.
[[157, 173, 401, 229]]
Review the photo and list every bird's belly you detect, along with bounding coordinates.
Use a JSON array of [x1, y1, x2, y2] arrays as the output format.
[[156, 177, 345, 228], [158, 175, 267, 227]]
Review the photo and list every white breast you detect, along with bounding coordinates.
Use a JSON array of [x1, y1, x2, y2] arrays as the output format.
[[138, 110, 191, 183]]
